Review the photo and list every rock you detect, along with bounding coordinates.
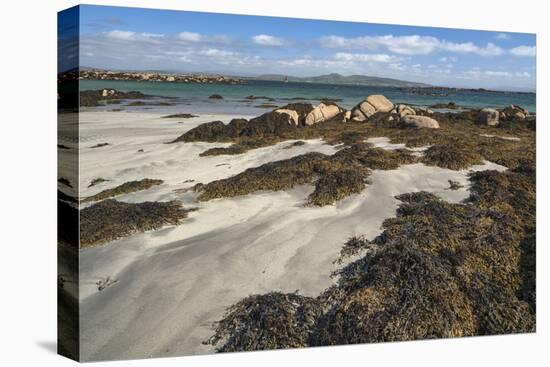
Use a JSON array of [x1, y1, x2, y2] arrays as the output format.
[[397, 104, 416, 118], [402, 115, 440, 129], [366, 94, 394, 112], [305, 103, 342, 125], [350, 95, 394, 121], [351, 108, 367, 122], [344, 110, 351, 122], [275, 109, 300, 126], [510, 104, 529, 116], [414, 107, 434, 115], [514, 111, 526, 120], [209, 94, 223, 99], [501, 105, 529, 120], [478, 108, 500, 126], [359, 101, 377, 117], [101, 89, 116, 97]]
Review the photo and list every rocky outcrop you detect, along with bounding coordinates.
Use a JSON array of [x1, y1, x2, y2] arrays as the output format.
[[402, 115, 440, 129], [366, 95, 394, 112], [478, 108, 500, 126], [396, 104, 416, 118], [79, 69, 244, 84], [351, 95, 394, 121], [414, 106, 435, 115], [305, 103, 344, 125], [80, 89, 148, 107], [275, 109, 300, 126], [501, 105, 530, 120]]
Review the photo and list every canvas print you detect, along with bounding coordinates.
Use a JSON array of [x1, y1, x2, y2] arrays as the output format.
[[57, 4, 536, 362]]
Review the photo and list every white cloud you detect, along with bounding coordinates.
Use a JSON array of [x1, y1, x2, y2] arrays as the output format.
[[463, 69, 533, 79], [510, 45, 536, 57], [104, 30, 135, 40], [496, 33, 510, 40], [177, 32, 232, 45], [252, 34, 285, 46], [178, 32, 202, 42], [333, 52, 399, 63], [198, 48, 237, 58], [321, 34, 504, 56], [103, 30, 164, 42], [439, 56, 458, 63], [321, 35, 440, 55], [442, 41, 503, 56]]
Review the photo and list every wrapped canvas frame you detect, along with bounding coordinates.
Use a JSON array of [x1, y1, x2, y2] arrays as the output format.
[[57, 4, 536, 362]]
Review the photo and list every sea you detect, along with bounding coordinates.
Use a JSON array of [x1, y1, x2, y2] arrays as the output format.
[[80, 79, 536, 116]]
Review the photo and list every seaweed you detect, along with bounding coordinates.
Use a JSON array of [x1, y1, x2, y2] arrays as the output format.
[[196, 145, 415, 206], [80, 199, 195, 247], [283, 141, 306, 149], [205, 292, 322, 352], [308, 169, 367, 206], [88, 177, 109, 188], [58, 177, 72, 188], [447, 180, 463, 190], [162, 113, 199, 119], [83, 178, 163, 203], [200, 137, 278, 156], [90, 142, 110, 149], [207, 166, 536, 350], [196, 153, 328, 201], [422, 144, 484, 170]]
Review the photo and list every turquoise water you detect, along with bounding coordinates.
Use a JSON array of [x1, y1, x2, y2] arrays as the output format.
[[81, 79, 536, 115]]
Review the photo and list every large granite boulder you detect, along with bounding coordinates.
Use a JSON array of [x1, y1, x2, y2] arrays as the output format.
[[366, 94, 394, 112], [501, 105, 529, 120], [275, 109, 300, 126], [478, 108, 500, 126], [305, 103, 343, 125], [351, 95, 395, 122], [402, 115, 440, 129], [396, 104, 416, 118]]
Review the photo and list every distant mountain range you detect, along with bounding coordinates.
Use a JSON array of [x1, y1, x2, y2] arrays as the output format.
[[248, 73, 431, 87]]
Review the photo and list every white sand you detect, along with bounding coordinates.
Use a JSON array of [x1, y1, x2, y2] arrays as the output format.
[[78, 111, 507, 361], [366, 136, 430, 156]]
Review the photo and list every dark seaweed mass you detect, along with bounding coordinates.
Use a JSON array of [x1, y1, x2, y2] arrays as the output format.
[[195, 144, 416, 206], [80, 89, 149, 107], [83, 178, 163, 203], [80, 199, 194, 247], [206, 164, 535, 351]]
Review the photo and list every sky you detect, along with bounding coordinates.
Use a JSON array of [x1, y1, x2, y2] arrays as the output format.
[[75, 5, 536, 91]]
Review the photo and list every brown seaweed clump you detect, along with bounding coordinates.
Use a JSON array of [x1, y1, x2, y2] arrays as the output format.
[[196, 152, 332, 202], [80, 199, 194, 247], [205, 292, 322, 352], [196, 144, 416, 206], [83, 178, 163, 203], [200, 137, 278, 156], [422, 144, 484, 170], [162, 113, 198, 119], [206, 167, 535, 351], [308, 169, 366, 206]]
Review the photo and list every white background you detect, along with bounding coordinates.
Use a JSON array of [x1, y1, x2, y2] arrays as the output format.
[[0, 0, 547, 365]]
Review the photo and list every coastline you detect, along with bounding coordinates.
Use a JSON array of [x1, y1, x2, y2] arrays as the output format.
[[75, 106, 525, 360]]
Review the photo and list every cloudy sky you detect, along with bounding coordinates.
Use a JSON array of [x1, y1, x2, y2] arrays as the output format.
[[78, 5, 536, 91]]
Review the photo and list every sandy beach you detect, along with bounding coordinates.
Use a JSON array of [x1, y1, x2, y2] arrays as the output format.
[[76, 110, 507, 360]]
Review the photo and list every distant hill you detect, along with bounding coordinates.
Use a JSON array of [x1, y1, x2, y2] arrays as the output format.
[[249, 73, 431, 87]]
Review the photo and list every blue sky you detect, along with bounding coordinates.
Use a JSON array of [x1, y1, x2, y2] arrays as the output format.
[[76, 5, 536, 91]]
